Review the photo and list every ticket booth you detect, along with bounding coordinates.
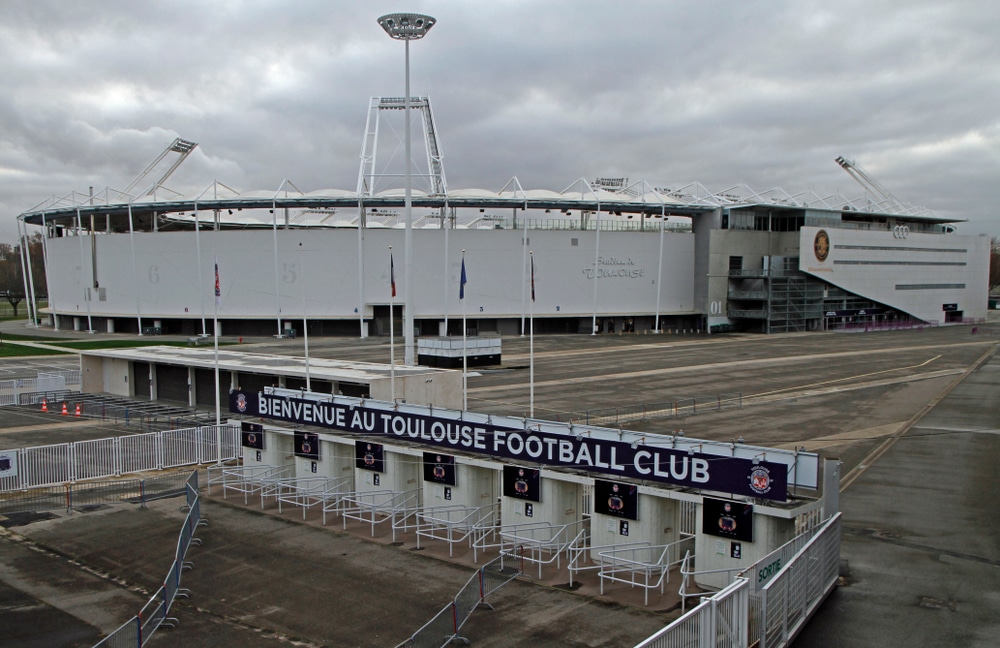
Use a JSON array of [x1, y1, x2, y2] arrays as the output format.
[[420, 453, 496, 514]]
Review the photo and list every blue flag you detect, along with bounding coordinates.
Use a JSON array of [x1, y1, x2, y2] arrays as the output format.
[[460, 257, 467, 300]]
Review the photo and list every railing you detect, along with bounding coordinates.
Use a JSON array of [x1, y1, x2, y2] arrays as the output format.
[[275, 476, 352, 520], [498, 519, 585, 579], [333, 488, 422, 539], [0, 424, 241, 493], [393, 554, 522, 648], [0, 370, 80, 406], [0, 471, 194, 515], [206, 463, 292, 505], [91, 470, 204, 647], [413, 502, 500, 557], [633, 577, 749, 648], [578, 393, 743, 425], [566, 528, 656, 587], [758, 513, 841, 648], [598, 536, 695, 606]]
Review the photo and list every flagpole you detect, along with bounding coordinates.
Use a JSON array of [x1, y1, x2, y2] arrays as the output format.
[[529, 251, 535, 418], [389, 246, 396, 403], [213, 250, 222, 463], [300, 247, 311, 391], [461, 249, 467, 411]]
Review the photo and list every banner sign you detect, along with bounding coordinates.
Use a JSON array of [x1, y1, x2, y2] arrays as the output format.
[[503, 465, 541, 502], [702, 497, 754, 542], [294, 431, 320, 460], [231, 391, 788, 501], [0, 451, 17, 479], [423, 452, 456, 486], [356, 441, 385, 473], [593, 479, 639, 521], [241, 421, 265, 450]]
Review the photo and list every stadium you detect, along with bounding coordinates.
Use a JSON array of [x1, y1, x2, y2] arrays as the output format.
[[14, 97, 989, 351]]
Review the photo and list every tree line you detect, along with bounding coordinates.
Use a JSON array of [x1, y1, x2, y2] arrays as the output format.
[[0, 234, 46, 318]]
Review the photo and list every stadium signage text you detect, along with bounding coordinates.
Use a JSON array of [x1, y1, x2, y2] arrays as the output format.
[[584, 256, 645, 279], [233, 392, 788, 501]]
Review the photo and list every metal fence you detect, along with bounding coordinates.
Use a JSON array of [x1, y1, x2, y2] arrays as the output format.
[[394, 553, 522, 648], [91, 470, 204, 647], [576, 393, 743, 426], [469, 392, 743, 423], [0, 370, 80, 406], [634, 577, 749, 648], [0, 424, 240, 493], [758, 513, 841, 648], [0, 471, 193, 515], [635, 513, 840, 648]]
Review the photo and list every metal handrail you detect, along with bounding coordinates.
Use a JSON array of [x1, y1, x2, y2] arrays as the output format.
[[598, 535, 695, 606], [499, 519, 586, 579], [414, 502, 500, 557]]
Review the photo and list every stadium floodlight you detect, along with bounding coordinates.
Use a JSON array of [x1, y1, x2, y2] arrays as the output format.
[[378, 13, 435, 366]]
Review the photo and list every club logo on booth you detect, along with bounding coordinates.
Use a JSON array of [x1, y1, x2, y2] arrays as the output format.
[[748, 465, 772, 495], [236, 393, 247, 413]]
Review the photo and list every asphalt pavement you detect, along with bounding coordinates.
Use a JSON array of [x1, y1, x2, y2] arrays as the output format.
[[0, 316, 998, 646]]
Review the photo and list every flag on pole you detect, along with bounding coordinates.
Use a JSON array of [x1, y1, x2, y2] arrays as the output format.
[[530, 254, 535, 302], [214, 256, 221, 306], [459, 256, 467, 300], [390, 252, 397, 298]]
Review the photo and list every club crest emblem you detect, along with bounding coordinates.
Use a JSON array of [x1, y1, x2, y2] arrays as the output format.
[[236, 393, 247, 413], [748, 465, 772, 495], [813, 229, 830, 262]]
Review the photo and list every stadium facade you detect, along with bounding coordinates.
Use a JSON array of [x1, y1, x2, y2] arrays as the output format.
[[15, 99, 989, 340]]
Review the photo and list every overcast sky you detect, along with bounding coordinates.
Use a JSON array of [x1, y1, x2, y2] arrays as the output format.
[[2, 0, 998, 243]]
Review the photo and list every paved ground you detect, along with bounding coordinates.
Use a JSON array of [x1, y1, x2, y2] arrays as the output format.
[[1, 317, 999, 646]]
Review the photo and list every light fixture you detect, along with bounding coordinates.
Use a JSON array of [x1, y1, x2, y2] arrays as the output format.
[[378, 12, 436, 366]]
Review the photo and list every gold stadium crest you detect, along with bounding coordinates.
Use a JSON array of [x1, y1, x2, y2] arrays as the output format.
[[813, 230, 830, 262]]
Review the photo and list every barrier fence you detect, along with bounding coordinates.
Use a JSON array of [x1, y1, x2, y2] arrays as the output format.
[[758, 513, 841, 648], [632, 513, 840, 648], [0, 424, 240, 493], [394, 553, 522, 648], [92, 470, 204, 647], [578, 393, 743, 426], [0, 471, 193, 515], [634, 577, 749, 648]]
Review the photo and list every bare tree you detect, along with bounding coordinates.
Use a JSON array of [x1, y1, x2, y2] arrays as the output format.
[[0, 234, 46, 318], [991, 238, 1000, 294]]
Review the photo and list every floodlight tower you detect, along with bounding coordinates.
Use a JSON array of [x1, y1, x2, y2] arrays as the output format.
[[378, 12, 436, 366]]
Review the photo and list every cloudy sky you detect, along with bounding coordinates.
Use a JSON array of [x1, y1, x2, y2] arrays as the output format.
[[2, 0, 998, 242]]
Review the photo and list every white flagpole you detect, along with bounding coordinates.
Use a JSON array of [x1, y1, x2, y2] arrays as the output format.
[[390, 246, 396, 403], [213, 250, 222, 463], [461, 249, 468, 411], [529, 251, 535, 418]]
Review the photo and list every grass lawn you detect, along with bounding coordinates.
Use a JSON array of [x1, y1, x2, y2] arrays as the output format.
[[0, 344, 70, 357]]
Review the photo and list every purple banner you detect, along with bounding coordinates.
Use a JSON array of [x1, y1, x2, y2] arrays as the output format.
[[231, 391, 787, 501]]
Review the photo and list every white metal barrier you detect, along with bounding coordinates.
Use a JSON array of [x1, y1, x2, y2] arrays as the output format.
[[412, 502, 500, 557], [0, 425, 241, 493], [598, 536, 695, 606], [498, 520, 585, 579], [330, 488, 422, 538], [566, 531, 655, 587], [633, 577, 749, 648], [275, 476, 352, 520], [758, 513, 841, 648], [207, 464, 291, 505]]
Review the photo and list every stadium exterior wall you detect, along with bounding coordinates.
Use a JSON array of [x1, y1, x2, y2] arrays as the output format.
[[798, 226, 989, 323], [42, 227, 695, 332]]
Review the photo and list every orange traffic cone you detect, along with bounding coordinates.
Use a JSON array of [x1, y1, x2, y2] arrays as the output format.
[[61, 402, 68, 416], [41, 398, 48, 413], [74, 403, 82, 418]]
